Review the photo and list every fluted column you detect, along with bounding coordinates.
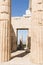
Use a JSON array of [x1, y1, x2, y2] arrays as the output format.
[[30, 0, 43, 64], [0, 0, 11, 62]]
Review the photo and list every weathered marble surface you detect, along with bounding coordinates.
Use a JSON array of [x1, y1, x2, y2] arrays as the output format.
[[0, 0, 11, 62]]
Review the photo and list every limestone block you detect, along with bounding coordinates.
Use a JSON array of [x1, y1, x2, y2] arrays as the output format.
[[0, 13, 9, 20], [32, 4, 43, 12], [0, 0, 10, 6], [36, 0, 42, 4], [0, 6, 9, 13], [32, 0, 43, 12]]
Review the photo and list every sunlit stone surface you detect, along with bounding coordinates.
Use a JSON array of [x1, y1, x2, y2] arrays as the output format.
[[0, 0, 11, 62], [31, 0, 43, 64]]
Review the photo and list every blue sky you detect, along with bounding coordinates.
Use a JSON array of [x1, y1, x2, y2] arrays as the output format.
[[18, 30, 28, 44], [11, 0, 29, 16]]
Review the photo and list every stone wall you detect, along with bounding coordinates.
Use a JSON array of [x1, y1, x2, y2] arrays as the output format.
[[11, 16, 31, 52], [31, 0, 43, 64]]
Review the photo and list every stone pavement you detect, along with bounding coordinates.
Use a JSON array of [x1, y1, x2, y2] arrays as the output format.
[[0, 50, 43, 65]]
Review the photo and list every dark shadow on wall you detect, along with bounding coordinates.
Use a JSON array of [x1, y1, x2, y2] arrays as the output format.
[[17, 40, 24, 50], [28, 37, 31, 51], [11, 51, 29, 60], [11, 24, 17, 52]]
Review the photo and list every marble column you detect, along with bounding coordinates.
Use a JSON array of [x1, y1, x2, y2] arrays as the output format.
[[0, 0, 11, 62], [30, 0, 43, 64]]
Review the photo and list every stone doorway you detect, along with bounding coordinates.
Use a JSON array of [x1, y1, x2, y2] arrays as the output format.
[[11, 28, 30, 62], [16, 28, 30, 52]]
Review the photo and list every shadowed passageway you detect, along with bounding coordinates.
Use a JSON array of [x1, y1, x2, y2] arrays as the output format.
[[11, 50, 30, 60]]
